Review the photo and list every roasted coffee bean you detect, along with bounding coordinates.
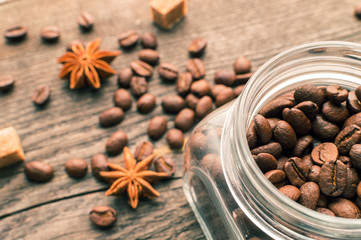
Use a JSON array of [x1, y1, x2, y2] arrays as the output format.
[[215, 87, 234, 107], [134, 141, 154, 162], [356, 86, 361, 102], [326, 85, 348, 104], [65, 158, 88, 178], [25, 161, 53, 182], [234, 73, 253, 86], [91, 153, 109, 181], [328, 198, 361, 218], [264, 169, 286, 188], [273, 120, 297, 149], [254, 114, 272, 145], [282, 108, 311, 136], [154, 156, 175, 177], [137, 93, 156, 114], [211, 84, 228, 99], [246, 121, 258, 149], [355, 3, 361, 19], [0, 75, 15, 92], [141, 32, 157, 49], [189, 131, 207, 159], [338, 155, 352, 167], [284, 157, 309, 187], [130, 60, 153, 78], [350, 144, 361, 169], [311, 142, 338, 165], [186, 58, 206, 80], [188, 38, 207, 57], [279, 185, 301, 201], [130, 76, 148, 98], [106, 130, 128, 156], [195, 96, 213, 119], [99, 107, 124, 127], [311, 115, 340, 141], [138, 49, 159, 65], [118, 30, 139, 48], [294, 84, 325, 107], [254, 153, 277, 173], [251, 142, 282, 158], [77, 12, 94, 31], [66, 39, 83, 52], [176, 72, 193, 96], [167, 128, 184, 149], [117, 67, 133, 88], [259, 97, 294, 118], [233, 85, 245, 97], [347, 91, 361, 114], [191, 79, 211, 97], [113, 88, 132, 111], [292, 135, 313, 157], [302, 155, 314, 169], [319, 160, 347, 197], [322, 102, 349, 124], [299, 182, 320, 210], [335, 124, 361, 155], [233, 56, 251, 74], [343, 112, 361, 128], [358, 182, 361, 198], [201, 154, 224, 179], [175, 108, 195, 132], [277, 156, 288, 170], [4, 25, 27, 42], [161, 95, 185, 114], [147, 116, 167, 140], [341, 167, 359, 199], [308, 165, 321, 183], [158, 63, 179, 82], [89, 206, 117, 228], [316, 207, 335, 216], [40, 26, 60, 42], [32, 85, 51, 106], [294, 101, 319, 120], [214, 70, 235, 86]]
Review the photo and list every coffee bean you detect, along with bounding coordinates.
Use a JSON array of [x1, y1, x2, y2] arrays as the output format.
[[40, 26, 60, 42], [322, 102, 349, 124], [302, 154, 314, 169], [251, 142, 282, 159], [299, 182, 320, 210], [99, 107, 124, 127], [326, 85, 348, 104], [350, 144, 361, 169], [77, 12, 94, 32], [137, 93, 156, 114], [130, 60, 153, 78], [189, 131, 207, 159], [89, 206, 117, 228], [311, 115, 340, 141], [264, 169, 286, 188], [234, 72, 253, 86], [211, 84, 228, 99], [141, 32, 157, 49], [294, 85, 326, 107], [161, 95, 185, 114], [147, 116, 167, 140], [284, 157, 309, 187], [357, 182, 361, 198], [117, 67, 133, 88], [65, 158, 88, 178], [118, 30, 139, 48], [334, 124, 361, 155], [106, 130, 128, 156], [233, 85, 245, 97], [328, 198, 361, 218], [186, 58, 206, 80], [175, 108, 195, 132], [25, 161, 53, 182], [316, 207, 335, 216], [0, 75, 15, 92], [277, 156, 288, 172], [167, 129, 184, 149], [154, 156, 175, 177], [214, 70, 235, 86], [254, 153, 277, 173], [291, 135, 313, 157], [4, 25, 27, 42], [158, 63, 179, 82], [338, 155, 352, 167], [195, 96, 213, 119], [233, 56, 251, 74], [259, 97, 294, 118], [356, 86, 361, 102], [91, 153, 109, 181], [247, 121, 258, 149], [190, 79, 211, 97], [311, 142, 338, 165], [188, 38, 207, 57], [32, 85, 51, 107], [355, 3, 361, 19], [130, 76, 148, 98], [215, 87, 234, 107], [66, 39, 83, 52], [294, 101, 319, 120], [347, 91, 361, 114], [308, 165, 321, 183], [344, 112, 361, 128], [201, 154, 224, 179], [319, 160, 347, 197], [267, 118, 280, 131], [134, 141, 154, 162], [282, 108, 311, 136], [279, 185, 301, 201], [273, 120, 297, 149], [185, 93, 199, 110], [254, 114, 272, 145], [176, 72, 193, 96], [113, 89, 132, 111], [341, 167, 359, 199], [138, 49, 159, 65]]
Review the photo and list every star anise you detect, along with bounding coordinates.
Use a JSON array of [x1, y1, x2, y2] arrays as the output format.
[[100, 147, 169, 209], [57, 38, 121, 89]]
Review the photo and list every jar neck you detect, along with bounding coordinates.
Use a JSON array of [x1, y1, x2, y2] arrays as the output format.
[[221, 41, 361, 239]]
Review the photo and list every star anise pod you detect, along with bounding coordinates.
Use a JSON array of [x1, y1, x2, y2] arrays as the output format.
[[57, 38, 121, 89], [100, 147, 169, 209]]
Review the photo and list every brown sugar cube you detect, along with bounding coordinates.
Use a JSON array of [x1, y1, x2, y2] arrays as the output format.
[[0, 127, 25, 168], [150, 0, 187, 30]]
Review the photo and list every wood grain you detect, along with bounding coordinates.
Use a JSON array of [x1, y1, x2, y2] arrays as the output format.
[[1, 0, 361, 239]]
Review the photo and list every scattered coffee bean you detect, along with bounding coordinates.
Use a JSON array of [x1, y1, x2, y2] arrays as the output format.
[[154, 156, 175, 177], [113, 88, 132, 111], [355, 3, 361, 20], [0, 75, 15, 92], [211, 84, 228, 99], [311, 142, 338, 165], [32, 85, 51, 106], [175, 108, 195, 132], [99, 107, 124, 127], [328, 198, 361, 218], [188, 38, 207, 57], [130, 60, 153, 78], [77, 12, 94, 32], [137, 93, 156, 114], [234, 72, 253, 85], [279, 185, 301, 201], [141, 32, 157, 49], [214, 70, 235, 86], [233, 56, 251, 74], [299, 182, 320, 210], [233, 85, 245, 97], [326, 85, 348, 104], [176, 72, 193, 96], [167, 128, 184, 149], [40, 26, 60, 42], [106, 130, 128, 156], [215, 87, 234, 107], [185, 93, 199, 110], [273, 120, 297, 149], [161, 95, 185, 114], [186, 58, 206, 80], [91, 153, 109, 181], [147, 116, 167, 140], [65, 158, 88, 178], [334, 124, 361, 155], [294, 101, 319, 120], [25, 161, 53, 182], [254, 153, 277, 173], [158, 63, 179, 82], [134, 141, 154, 162], [195, 96, 213, 119], [4, 25, 27, 42], [118, 30, 139, 48], [254, 114, 272, 145], [66, 39, 83, 52], [319, 160, 347, 197], [89, 206, 117, 228], [264, 169, 286, 188], [190, 79, 211, 97], [130, 76, 148, 98], [117, 67, 133, 88], [250, 142, 283, 159], [347, 91, 361, 114], [138, 49, 159, 65], [284, 157, 309, 187], [282, 108, 311, 136]]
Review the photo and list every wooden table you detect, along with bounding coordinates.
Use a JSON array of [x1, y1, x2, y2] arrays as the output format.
[[1, 0, 360, 239]]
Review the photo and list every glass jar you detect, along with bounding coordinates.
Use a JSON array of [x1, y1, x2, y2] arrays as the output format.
[[183, 41, 361, 240]]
